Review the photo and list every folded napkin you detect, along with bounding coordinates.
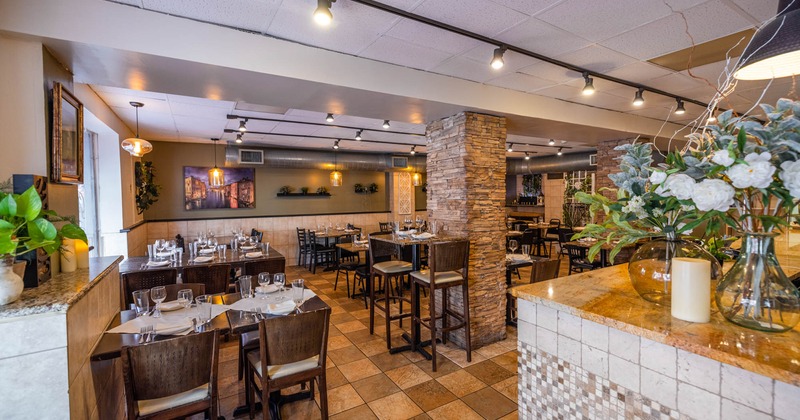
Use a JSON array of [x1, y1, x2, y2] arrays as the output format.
[[193, 256, 214, 263], [240, 245, 257, 251], [412, 232, 435, 240], [154, 320, 194, 335], [245, 252, 263, 259], [159, 300, 184, 312], [509, 230, 522, 234], [198, 248, 215, 255], [354, 240, 368, 245], [266, 301, 296, 315], [108, 305, 230, 335], [229, 290, 318, 312], [506, 254, 532, 263], [156, 251, 173, 258], [255, 284, 280, 294], [146, 260, 171, 267]]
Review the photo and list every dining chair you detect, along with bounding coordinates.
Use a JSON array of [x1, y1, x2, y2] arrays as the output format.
[[378, 222, 392, 233], [410, 239, 471, 371], [122, 268, 178, 310], [250, 228, 264, 243], [564, 244, 601, 273], [542, 219, 561, 256], [244, 259, 285, 277], [217, 293, 260, 382], [505, 257, 561, 326], [165, 283, 205, 302], [246, 308, 331, 420], [557, 228, 574, 259], [296, 228, 309, 267], [121, 330, 220, 420], [368, 235, 413, 350], [307, 230, 335, 274], [183, 264, 231, 295]]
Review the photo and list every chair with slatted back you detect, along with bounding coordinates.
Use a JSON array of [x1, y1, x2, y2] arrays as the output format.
[[164, 283, 206, 302], [307, 230, 335, 274], [379, 222, 392, 233], [296, 228, 310, 267], [122, 269, 178, 310], [541, 219, 561, 256], [250, 228, 263, 243], [410, 240, 471, 371], [565, 244, 601, 274], [246, 308, 331, 420], [368, 234, 413, 350], [121, 330, 220, 420], [182, 264, 231, 295], [506, 257, 562, 326]]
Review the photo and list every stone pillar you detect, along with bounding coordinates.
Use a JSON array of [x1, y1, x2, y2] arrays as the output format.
[[426, 112, 507, 348], [594, 139, 634, 200]]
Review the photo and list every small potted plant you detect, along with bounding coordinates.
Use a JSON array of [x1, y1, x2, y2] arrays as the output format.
[[354, 183, 366, 194], [0, 186, 87, 305], [300, 187, 309, 195], [316, 186, 329, 195], [368, 183, 379, 193], [278, 186, 293, 196]]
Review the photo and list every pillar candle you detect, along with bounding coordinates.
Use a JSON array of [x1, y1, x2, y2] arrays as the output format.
[[670, 257, 711, 323], [75, 240, 90, 269], [60, 239, 77, 273]]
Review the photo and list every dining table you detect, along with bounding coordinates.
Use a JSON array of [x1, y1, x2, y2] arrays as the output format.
[[564, 239, 636, 267], [119, 247, 286, 276]]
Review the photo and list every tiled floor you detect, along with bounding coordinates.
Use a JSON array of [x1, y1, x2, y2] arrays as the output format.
[[217, 260, 560, 419]]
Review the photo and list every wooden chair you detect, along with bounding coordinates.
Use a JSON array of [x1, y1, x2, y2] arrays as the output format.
[[378, 222, 392, 233], [296, 228, 310, 267], [506, 258, 561, 326], [557, 228, 574, 259], [250, 228, 264, 243], [368, 235, 413, 351], [246, 308, 331, 420], [121, 330, 220, 420], [122, 268, 178, 309], [307, 230, 335, 274], [542, 219, 561, 256], [165, 283, 206, 302], [564, 245, 601, 274], [183, 264, 231, 295], [244, 259, 286, 277], [410, 240, 472, 371]]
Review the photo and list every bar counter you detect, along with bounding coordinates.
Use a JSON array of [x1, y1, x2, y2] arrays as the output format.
[[512, 256, 800, 419]]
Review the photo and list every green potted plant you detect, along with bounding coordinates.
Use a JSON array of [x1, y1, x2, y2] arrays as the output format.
[[316, 186, 329, 195], [135, 161, 160, 214], [354, 183, 366, 194], [368, 183, 379, 193], [300, 187, 309, 195], [278, 186, 293, 196], [0, 186, 87, 304]]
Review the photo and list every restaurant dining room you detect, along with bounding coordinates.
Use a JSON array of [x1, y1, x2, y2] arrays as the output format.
[[2, 0, 800, 419]]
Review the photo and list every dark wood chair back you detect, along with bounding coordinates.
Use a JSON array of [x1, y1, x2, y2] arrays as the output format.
[[296, 227, 307, 247], [546, 219, 561, 236], [530, 259, 561, 283], [183, 264, 231, 295], [368, 235, 398, 266], [429, 240, 470, 280], [163, 283, 205, 303], [258, 308, 331, 375], [122, 268, 178, 309], [244, 259, 285, 276], [250, 228, 263, 242], [121, 330, 219, 418], [379, 222, 392, 233]]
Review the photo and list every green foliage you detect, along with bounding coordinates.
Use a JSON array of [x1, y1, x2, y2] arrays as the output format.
[[316, 186, 329, 194], [278, 185, 293, 195], [135, 161, 160, 215], [300, 187, 309, 194]]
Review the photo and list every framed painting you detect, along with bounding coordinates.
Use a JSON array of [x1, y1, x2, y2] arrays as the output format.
[[51, 82, 84, 184], [184, 166, 256, 210]]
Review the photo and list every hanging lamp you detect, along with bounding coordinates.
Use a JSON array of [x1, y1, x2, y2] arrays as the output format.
[[121, 102, 153, 157], [734, 0, 800, 80], [412, 154, 422, 187], [208, 138, 225, 189], [330, 149, 342, 187]]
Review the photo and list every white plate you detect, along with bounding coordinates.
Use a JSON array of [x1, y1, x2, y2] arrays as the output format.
[[193, 256, 214, 263], [198, 248, 215, 254], [146, 260, 171, 267], [159, 301, 184, 312], [266, 301, 296, 315], [256, 284, 280, 294], [245, 252, 263, 259], [240, 245, 257, 251]]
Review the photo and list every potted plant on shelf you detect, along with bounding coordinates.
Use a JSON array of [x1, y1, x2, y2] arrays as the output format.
[[0, 186, 87, 305], [316, 186, 329, 195], [278, 186, 293, 196], [368, 183, 379, 193], [300, 187, 309, 195], [354, 183, 366, 194]]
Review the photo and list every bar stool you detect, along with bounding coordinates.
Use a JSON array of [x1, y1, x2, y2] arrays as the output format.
[[368, 235, 413, 351], [410, 240, 471, 371]]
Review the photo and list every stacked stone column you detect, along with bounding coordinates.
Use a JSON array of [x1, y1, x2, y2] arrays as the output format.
[[426, 112, 507, 348]]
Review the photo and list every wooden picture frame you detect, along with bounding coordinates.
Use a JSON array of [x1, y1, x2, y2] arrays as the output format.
[[52, 82, 84, 184]]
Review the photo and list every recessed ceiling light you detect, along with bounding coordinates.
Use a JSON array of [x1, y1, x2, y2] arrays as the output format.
[[581, 72, 595, 96]]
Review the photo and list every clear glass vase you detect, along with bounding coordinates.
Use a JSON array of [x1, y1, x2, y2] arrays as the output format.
[[628, 234, 722, 306], [715, 232, 800, 332]]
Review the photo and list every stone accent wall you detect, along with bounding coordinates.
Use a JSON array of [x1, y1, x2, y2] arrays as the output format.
[[595, 139, 635, 200], [426, 112, 507, 348]]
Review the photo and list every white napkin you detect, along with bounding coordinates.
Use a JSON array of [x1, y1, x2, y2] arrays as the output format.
[[159, 300, 184, 312], [245, 252, 263, 259], [506, 253, 532, 263], [267, 301, 296, 315], [229, 290, 317, 312], [240, 245, 257, 251], [255, 284, 280, 294], [156, 251, 173, 258], [199, 248, 215, 255], [412, 232, 434, 240], [193, 256, 214, 263], [146, 260, 171, 267], [108, 305, 230, 334]]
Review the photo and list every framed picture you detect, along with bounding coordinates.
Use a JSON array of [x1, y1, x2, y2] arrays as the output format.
[[184, 166, 256, 210], [51, 82, 84, 184]]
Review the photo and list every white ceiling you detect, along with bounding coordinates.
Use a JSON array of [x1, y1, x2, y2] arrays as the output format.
[[88, 0, 790, 156]]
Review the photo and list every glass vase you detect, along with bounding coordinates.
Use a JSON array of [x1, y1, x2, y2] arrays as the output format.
[[715, 232, 800, 332], [628, 235, 722, 305]]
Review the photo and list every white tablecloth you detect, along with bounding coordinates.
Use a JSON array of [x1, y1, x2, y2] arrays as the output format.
[[108, 304, 230, 335]]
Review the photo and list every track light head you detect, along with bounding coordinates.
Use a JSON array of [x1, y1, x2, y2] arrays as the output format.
[[581, 72, 595, 96], [633, 88, 645, 106], [333, 139, 340, 149], [507, 143, 514, 153], [548, 139, 555, 146], [382, 120, 390, 129], [235, 133, 243, 144], [491, 46, 506, 70], [326, 113, 334, 122], [524, 152, 530, 160], [557, 148, 563, 156], [238, 119, 248, 132], [675, 99, 686, 115], [355, 130, 362, 141], [313, 0, 334, 26], [707, 113, 717, 123], [410, 145, 416, 155]]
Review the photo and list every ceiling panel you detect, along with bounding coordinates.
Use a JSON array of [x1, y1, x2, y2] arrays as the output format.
[[384, 18, 480, 55], [554, 44, 639, 74], [168, 101, 232, 119], [411, 0, 530, 37], [173, 115, 226, 137], [487, 0, 566, 16], [358, 35, 453, 71], [140, 0, 282, 33], [604, 62, 675, 85], [485, 72, 557, 92], [730, 0, 780, 23], [495, 18, 592, 57]]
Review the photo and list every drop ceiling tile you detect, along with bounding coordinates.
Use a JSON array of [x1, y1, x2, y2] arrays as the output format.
[[554, 44, 639, 73], [485, 72, 557, 92], [359, 36, 453, 71], [730, 0, 780, 23], [107, 0, 143, 7], [535, 0, 673, 42], [429, 55, 499, 83], [642, 72, 708, 93], [168, 94, 235, 109], [273, 122, 325, 136], [564, 91, 634, 110], [518, 61, 580, 83], [168, 101, 231, 119], [488, 0, 566, 16], [411, 0, 530, 37], [529, 83, 581, 100], [141, 0, 282, 33], [384, 18, 481, 55], [604, 62, 675, 85], [173, 116, 226, 137], [599, 0, 755, 60], [495, 18, 592, 57]]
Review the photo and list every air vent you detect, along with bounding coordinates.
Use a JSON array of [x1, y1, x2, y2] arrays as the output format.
[[392, 156, 408, 168], [238, 149, 264, 165], [589, 154, 597, 166]]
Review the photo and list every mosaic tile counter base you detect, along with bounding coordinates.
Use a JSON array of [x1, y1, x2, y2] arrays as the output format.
[[519, 343, 682, 419]]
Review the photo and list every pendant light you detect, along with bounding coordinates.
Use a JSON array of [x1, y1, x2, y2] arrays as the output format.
[[734, 0, 800, 80], [208, 138, 225, 189], [121, 102, 153, 157], [330, 150, 342, 187], [412, 154, 422, 186]]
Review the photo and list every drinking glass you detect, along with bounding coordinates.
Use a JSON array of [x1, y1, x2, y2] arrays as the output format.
[[258, 272, 271, 299], [508, 239, 519, 254], [132, 289, 150, 317], [522, 244, 530, 256], [273, 273, 286, 299], [195, 295, 212, 327], [167, 240, 177, 261], [151, 286, 167, 318], [237, 275, 253, 299], [154, 239, 166, 261], [404, 217, 412, 230], [177, 289, 193, 310], [415, 215, 423, 227], [250, 235, 258, 245], [292, 279, 305, 309]]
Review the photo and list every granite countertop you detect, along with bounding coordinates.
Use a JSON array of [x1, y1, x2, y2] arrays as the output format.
[[0, 256, 123, 319]]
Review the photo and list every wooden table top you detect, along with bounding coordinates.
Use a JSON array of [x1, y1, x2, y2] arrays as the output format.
[[119, 248, 286, 274]]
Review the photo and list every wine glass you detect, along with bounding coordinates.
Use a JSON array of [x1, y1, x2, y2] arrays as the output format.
[[151, 286, 166, 318], [154, 239, 166, 261], [177, 289, 193, 310], [415, 215, 423, 228], [404, 217, 412, 231], [508, 239, 519, 255], [258, 272, 271, 299], [273, 273, 286, 299]]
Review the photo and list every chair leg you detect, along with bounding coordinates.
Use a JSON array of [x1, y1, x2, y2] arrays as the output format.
[[247, 367, 255, 419], [260, 384, 270, 420], [334, 268, 341, 291], [368, 273, 376, 335], [309, 378, 315, 401], [462, 283, 472, 363], [429, 284, 438, 372], [345, 270, 351, 299], [238, 340, 244, 381], [441, 288, 449, 345], [396, 276, 404, 329], [318, 374, 328, 419]]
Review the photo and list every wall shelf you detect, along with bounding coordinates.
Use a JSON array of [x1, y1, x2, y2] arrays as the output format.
[[276, 192, 331, 197]]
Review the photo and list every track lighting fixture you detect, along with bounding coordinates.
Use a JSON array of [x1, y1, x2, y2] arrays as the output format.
[[355, 130, 362, 140], [382, 120, 390, 129], [410, 145, 416, 155], [333, 139, 340, 149], [734, 0, 800, 80], [557, 148, 563, 156], [633, 88, 645, 106], [548, 139, 555, 146], [238, 119, 248, 132], [707, 113, 717, 123], [235, 133, 243, 144], [313, 0, 335, 26], [491, 46, 506, 70], [507, 143, 514, 153], [524, 152, 530, 160], [675, 99, 686, 115], [121, 101, 153, 157], [581, 72, 595, 96], [326, 113, 334, 122]]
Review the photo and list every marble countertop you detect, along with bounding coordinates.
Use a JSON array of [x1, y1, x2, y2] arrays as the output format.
[[0, 256, 122, 319]]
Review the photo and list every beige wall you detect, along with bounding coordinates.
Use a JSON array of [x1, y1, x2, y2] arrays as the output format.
[[544, 174, 565, 222]]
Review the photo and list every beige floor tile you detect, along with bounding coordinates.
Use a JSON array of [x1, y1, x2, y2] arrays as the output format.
[[435, 370, 487, 398], [331, 404, 378, 420], [464, 360, 515, 385], [405, 380, 458, 412], [337, 320, 368, 333], [355, 338, 389, 357], [326, 384, 366, 415], [328, 345, 366, 365], [426, 400, 484, 420], [338, 358, 382, 383], [475, 341, 512, 359], [328, 334, 353, 351], [491, 351, 518, 373], [351, 373, 402, 403], [385, 363, 433, 390], [367, 391, 424, 420], [369, 352, 411, 371], [492, 376, 518, 402], [460, 387, 517, 419]]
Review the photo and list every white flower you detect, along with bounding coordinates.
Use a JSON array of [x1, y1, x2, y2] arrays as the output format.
[[691, 179, 735, 212], [649, 170, 667, 185], [780, 160, 800, 199], [622, 195, 648, 219], [711, 150, 735, 167], [662, 174, 695, 200], [574, 181, 582, 190], [726, 152, 776, 189]]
